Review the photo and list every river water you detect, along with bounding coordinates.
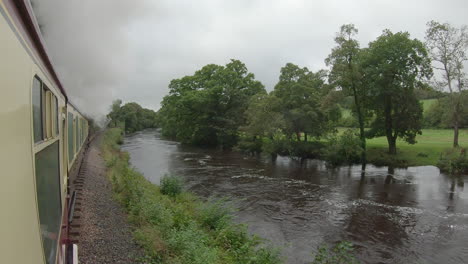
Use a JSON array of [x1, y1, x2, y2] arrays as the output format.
[[121, 129, 468, 264]]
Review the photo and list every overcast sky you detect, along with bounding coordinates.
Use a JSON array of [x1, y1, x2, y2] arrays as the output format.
[[31, 0, 468, 120]]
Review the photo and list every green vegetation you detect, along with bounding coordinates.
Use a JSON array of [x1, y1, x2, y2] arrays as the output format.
[[102, 128, 281, 264], [324, 130, 363, 166], [153, 22, 468, 171], [437, 147, 468, 174], [158, 60, 264, 149], [426, 20, 468, 147], [421, 99, 437, 112], [107, 100, 159, 133], [365, 129, 468, 166], [311, 241, 359, 264], [423, 92, 468, 129]]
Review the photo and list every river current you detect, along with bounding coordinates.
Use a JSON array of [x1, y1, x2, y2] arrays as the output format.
[[121, 129, 468, 264]]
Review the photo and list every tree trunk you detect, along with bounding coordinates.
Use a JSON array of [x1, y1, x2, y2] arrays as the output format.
[[387, 136, 397, 155], [454, 118, 459, 147], [452, 86, 461, 147], [350, 70, 366, 164], [296, 132, 301, 142], [354, 95, 366, 164], [304, 132, 308, 142], [384, 97, 396, 154]]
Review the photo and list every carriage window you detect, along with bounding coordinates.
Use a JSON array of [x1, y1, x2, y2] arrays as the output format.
[[75, 118, 79, 152], [32, 77, 43, 142], [35, 141, 62, 264], [45, 91, 52, 139], [68, 113, 74, 162], [55, 97, 59, 136]]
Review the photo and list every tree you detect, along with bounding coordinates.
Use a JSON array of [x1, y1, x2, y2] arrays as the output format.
[[424, 92, 468, 128], [107, 101, 159, 133], [273, 63, 334, 142], [159, 59, 265, 148], [243, 92, 285, 139], [326, 24, 368, 163], [107, 99, 122, 127], [425, 21, 468, 147], [364, 30, 433, 154]]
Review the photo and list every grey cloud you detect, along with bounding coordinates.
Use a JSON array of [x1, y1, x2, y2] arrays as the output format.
[[32, 0, 468, 119]]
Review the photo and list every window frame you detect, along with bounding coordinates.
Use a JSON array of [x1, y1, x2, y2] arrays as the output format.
[[32, 76, 44, 143]]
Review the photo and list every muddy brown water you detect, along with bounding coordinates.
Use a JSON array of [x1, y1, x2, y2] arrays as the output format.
[[121, 129, 468, 264]]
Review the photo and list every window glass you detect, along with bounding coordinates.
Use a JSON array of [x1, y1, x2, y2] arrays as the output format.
[[35, 141, 61, 264], [45, 91, 52, 139], [55, 97, 59, 136], [32, 77, 42, 142], [68, 113, 74, 163]]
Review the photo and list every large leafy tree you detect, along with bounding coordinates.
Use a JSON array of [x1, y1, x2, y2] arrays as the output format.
[[364, 30, 433, 154], [425, 21, 468, 147], [273, 63, 334, 141], [159, 59, 265, 148], [107, 101, 158, 133], [326, 24, 368, 163], [243, 92, 285, 139]]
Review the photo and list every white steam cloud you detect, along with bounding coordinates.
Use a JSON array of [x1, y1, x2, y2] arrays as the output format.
[[31, 0, 153, 120]]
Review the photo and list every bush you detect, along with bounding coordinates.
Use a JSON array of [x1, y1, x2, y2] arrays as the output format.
[[198, 199, 233, 230], [324, 130, 363, 166], [337, 116, 358, 128], [237, 136, 263, 154], [160, 175, 183, 197], [312, 241, 359, 264], [438, 148, 468, 174], [287, 141, 325, 159]]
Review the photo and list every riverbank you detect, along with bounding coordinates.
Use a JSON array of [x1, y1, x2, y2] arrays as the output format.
[[78, 132, 145, 263], [364, 129, 468, 167], [101, 128, 281, 264]]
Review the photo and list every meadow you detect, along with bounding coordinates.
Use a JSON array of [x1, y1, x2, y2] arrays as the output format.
[[364, 129, 468, 166]]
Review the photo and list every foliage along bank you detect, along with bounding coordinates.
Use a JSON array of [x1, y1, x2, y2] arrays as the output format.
[[155, 23, 468, 172], [101, 128, 282, 264], [107, 100, 159, 133]]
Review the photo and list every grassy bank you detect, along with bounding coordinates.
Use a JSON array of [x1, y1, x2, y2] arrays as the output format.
[[101, 128, 281, 264], [365, 129, 468, 167]]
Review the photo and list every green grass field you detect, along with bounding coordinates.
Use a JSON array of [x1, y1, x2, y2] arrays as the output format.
[[337, 99, 468, 167], [363, 129, 468, 166]]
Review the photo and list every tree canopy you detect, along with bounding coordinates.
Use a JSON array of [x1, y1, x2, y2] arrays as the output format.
[[159, 59, 265, 148], [364, 30, 433, 154], [107, 100, 159, 133]]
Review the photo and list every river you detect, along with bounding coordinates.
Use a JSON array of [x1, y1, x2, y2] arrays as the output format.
[[121, 129, 468, 264]]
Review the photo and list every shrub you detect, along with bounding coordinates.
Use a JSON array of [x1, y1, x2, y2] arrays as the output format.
[[312, 241, 359, 264], [237, 136, 263, 155], [262, 137, 290, 157], [324, 130, 363, 166], [438, 148, 468, 174], [160, 175, 183, 197], [337, 116, 358, 128], [287, 141, 325, 159], [198, 199, 233, 230]]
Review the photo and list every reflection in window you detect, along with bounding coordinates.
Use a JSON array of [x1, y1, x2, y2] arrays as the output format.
[[35, 141, 61, 264], [32, 77, 42, 142]]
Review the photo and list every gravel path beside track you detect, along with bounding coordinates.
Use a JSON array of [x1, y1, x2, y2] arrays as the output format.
[[78, 133, 144, 263]]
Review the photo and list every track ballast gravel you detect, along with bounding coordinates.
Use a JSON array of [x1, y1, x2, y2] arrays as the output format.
[[78, 134, 145, 264]]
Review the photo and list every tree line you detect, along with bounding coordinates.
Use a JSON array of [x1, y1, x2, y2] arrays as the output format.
[[155, 21, 467, 163], [107, 100, 159, 133]]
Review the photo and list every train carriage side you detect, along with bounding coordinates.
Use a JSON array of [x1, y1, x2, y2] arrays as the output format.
[[0, 1, 88, 263]]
